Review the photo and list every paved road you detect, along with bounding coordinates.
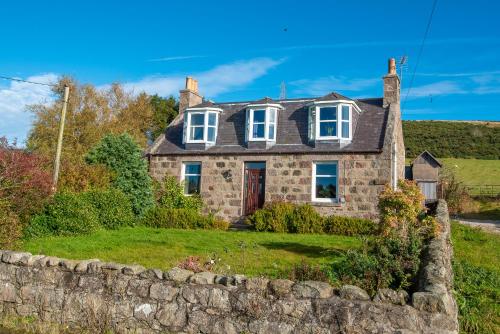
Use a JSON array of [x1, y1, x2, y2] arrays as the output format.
[[456, 218, 500, 234]]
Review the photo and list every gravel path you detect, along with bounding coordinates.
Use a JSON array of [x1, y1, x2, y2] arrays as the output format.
[[455, 218, 500, 234]]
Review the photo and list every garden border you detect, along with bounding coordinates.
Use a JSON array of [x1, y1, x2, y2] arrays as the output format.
[[0, 200, 458, 333]]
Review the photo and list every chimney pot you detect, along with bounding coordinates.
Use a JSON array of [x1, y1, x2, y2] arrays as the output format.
[[185, 77, 198, 93], [179, 76, 203, 113], [388, 58, 396, 75]]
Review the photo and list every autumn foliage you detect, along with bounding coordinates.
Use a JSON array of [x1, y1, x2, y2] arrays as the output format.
[[0, 137, 52, 248], [378, 180, 439, 239], [0, 137, 52, 222]]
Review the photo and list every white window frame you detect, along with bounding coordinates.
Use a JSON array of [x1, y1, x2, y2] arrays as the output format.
[[181, 161, 202, 195], [309, 102, 353, 141], [312, 161, 338, 203], [340, 104, 352, 140], [248, 107, 278, 142], [185, 110, 219, 144], [316, 106, 338, 140]]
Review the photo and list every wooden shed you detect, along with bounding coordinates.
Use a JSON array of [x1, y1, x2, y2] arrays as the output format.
[[408, 151, 442, 202]]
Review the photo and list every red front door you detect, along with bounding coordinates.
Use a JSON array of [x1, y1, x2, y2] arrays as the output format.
[[244, 168, 265, 215]]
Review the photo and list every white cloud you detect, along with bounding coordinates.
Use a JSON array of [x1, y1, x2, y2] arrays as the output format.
[[147, 55, 207, 62], [290, 76, 379, 96], [405, 81, 467, 98], [122, 57, 284, 98], [0, 73, 57, 143]]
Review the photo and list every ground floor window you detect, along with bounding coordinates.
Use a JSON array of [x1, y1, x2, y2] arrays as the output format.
[[312, 161, 338, 202], [182, 162, 201, 195]]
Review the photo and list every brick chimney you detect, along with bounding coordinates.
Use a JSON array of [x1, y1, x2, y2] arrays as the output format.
[[383, 58, 400, 108], [179, 77, 203, 113]]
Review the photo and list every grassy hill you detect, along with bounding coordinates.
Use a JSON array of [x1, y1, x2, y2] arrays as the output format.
[[403, 120, 500, 159], [439, 158, 500, 186]]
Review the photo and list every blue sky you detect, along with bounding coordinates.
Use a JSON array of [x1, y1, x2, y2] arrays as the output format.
[[1, 0, 499, 143]]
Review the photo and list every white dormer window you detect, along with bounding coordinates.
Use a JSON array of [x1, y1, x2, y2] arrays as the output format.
[[246, 106, 279, 142], [183, 107, 222, 145], [308, 102, 355, 141]]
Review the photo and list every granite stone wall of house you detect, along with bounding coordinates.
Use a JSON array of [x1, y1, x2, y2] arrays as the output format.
[[0, 201, 457, 333], [149, 152, 393, 221]]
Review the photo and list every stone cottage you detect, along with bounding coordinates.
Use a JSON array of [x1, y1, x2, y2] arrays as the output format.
[[147, 58, 405, 222]]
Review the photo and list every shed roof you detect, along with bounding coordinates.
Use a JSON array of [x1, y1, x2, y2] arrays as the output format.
[[411, 151, 443, 167]]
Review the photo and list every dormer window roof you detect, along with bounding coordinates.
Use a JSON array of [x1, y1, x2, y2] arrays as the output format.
[[307, 93, 361, 142], [245, 98, 283, 143], [183, 104, 222, 146]]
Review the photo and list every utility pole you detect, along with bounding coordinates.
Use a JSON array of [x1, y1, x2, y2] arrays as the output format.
[[52, 85, 70, 192]]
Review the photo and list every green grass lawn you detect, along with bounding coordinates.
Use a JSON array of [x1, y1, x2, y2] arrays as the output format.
[[22, 227, 360, 277], [451, 222, 500, 333], [440, 158, 500, 187]]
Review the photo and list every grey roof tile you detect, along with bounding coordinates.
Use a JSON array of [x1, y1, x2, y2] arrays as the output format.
[[151, 95, 388, 155]]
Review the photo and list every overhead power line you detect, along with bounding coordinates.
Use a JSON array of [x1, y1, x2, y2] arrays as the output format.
[[0, 75, 57, 87], [403, 0, 438, 107]]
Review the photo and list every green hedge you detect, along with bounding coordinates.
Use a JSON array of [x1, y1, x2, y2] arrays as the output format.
[[246, 202, 376, 236], [25, 192, 100, 238], [25, 189, 135, 238], [323, 215, 377, 236], [81, 188, 135, 229], [140, 207, 229, 231]]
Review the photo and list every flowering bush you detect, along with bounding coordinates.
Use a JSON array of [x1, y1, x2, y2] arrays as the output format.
[[177, 256, 216, 273], [378, 180, 439, 239], [330, 180, 441, 295]]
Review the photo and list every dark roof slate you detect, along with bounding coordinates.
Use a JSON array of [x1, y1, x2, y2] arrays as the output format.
[[151, 93, 389, 156]]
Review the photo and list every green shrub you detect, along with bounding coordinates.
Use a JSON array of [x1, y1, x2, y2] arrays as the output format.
[[246, 201, 376, 236], [155, 176, 203, 211], [246, 202, 324, 233], [25, 192, 100, 238], [288, 204, 324, 234], [141, 207, 229, 230], [323, 216, 377, 236], [331, 228, 423, 295], [286, 260, 329, 282], [330, 249, 380, 293], [81, 189, 134, 229], [86, 133, 154, 216], [0, 201, 22, 249], [246, 202, 295, 232]]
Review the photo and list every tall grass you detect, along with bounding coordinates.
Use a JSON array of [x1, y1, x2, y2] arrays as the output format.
[[451, 222, 500, 333]]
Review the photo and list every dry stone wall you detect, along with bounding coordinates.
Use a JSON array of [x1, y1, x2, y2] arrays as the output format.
[[0, 202, 457, 333]]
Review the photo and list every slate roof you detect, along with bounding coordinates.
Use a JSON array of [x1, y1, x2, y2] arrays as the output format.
[[150, 93, 389, 156]]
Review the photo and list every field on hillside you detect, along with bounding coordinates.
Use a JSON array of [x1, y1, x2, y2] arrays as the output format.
[[403, 120, 500, 159], [440, 158, 500, 186]]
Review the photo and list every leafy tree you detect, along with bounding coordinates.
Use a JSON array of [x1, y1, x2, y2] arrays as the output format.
[[86, 133, 154, 215], [0, 137, 52, 224], [26, 77, 177, 191], [150, 95, 178, 142]]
